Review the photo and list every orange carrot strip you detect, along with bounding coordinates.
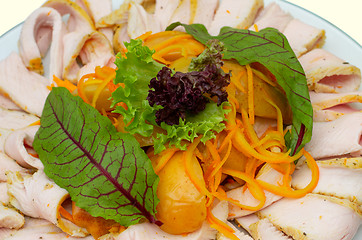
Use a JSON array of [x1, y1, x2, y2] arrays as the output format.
[[246, 64, 254, 124]]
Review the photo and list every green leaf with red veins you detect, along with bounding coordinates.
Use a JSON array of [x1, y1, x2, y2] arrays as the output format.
[[33, 87, 161, 227]]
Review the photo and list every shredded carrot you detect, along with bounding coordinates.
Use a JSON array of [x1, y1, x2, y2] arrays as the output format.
[[91, 71, 116, 108], [257, 149, 319, 198], [206, 205, 239, 240], [28, 120, 41, 126], [59, 206, 73, 222], [246, 64, 255, 124], [53, 76, 77, 93]]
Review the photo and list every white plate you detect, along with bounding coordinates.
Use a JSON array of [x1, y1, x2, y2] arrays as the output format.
[[0, 0, 361, 239]]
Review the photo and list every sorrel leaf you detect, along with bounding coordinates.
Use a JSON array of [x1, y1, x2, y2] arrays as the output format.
[[33, 87, 160, 227], [167, 22, 313, 154]]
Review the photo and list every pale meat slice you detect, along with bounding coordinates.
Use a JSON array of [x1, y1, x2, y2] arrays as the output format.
[[154, 0, 181, 30], [304, 112, 362, 159], [189, 0, 219, 30], [299, 48, 361, 92], [0, 53, 50, 117], [3, 217, 94, 240], [6, 171, 88, 237], [4, 126, 43, 170], [0, 107, 39, 131], [292, 157, 362, 205], [102, 201, 229, 240], [18, 7, 65, 80], [0, 205, 25, 230], [257, 194, 362, 240], [227, 164, 283, 219], [0, 95, 21, 111], [75, 31, 115, 81], [282, 19, 325, 57], [217, 222, 253, 240], [235, 214, 292, 240], [249, 2, 293, 32], [0, 182, 9, 203], [76, 0, 114, 43], [43, 0, 96, 82], [310, 91, 362, 122], [209, 0, 264, 35], [127, 2, 162, 39], [0, 153, 28, 182]]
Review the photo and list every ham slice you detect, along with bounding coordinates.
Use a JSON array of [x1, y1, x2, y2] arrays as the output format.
[[0, 107, 39, 131], [0, 152, 28, 182], [154, 0, 181, 30], [4, 126, 43, 170], [6, 171, 89, 237], [189, 0, 219, 30], [0, 95, 21, 111], [304, 112, 362, 159], [299, 48, 361, 92], [257, 194, 361, 240], [209, 0, 264, 35], [249, 2, 293, 32], [282, 19, 325, 57], [310, 91, 362, 122], [18, 7, 65, 80], [292, 157, 362, 205], [0, 52, 50, 117], [227, 164, 283, 219], [0, 182, 9, 203]]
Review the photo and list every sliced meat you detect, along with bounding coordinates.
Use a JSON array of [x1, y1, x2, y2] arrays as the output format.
[[0, 95, 21, 111], [310, 91, 362, 122], [127, 2, 162, 39], [0, 107, 39, 131], [154, 0, 181, 30], [2, 217, 94, 240], [0, 205, 25, 230], [292, 157, 362, 205], [0, 152, 28, 182], [304, 112, 362, 159], [209, 0, 264, 35], [0, 53, 50, 117], [4, 126, 43, 170], [282, 19, 325, 57], [6, 171, 88, 237], [235, 214, 292, 240], [299, 48, 361, 92], [43, 0, 96, 82], [249, 2, 293, 32], [18, 7, 65, 80], [227, 164, 283, 219], [191, 0, 219, 29], [0, 182, 9, 203], [257, 194, 361, 240]]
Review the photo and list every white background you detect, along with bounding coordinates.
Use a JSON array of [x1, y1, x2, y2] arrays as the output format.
[[0, 0, 362, 46]]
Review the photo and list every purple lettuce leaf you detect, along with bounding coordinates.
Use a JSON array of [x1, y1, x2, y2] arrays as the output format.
[[33, 87, 161, 227]]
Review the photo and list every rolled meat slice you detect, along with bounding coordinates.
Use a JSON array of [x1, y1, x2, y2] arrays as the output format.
[[6, 170, 89, 237], [4, 125, 43, 170], [0, 205, 25, 230], [310, 91, 362, 122], [18, 6, 65, 80], [0, 53, 50, 117], [282, 19, 325, 57], [299, 48, 361, 93]]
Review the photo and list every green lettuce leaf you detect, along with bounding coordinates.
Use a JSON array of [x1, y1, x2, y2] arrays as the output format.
[[33, 87, 161, 227], [154, 102, 229, 153], [112, 39, 164, 137], [167, 22, 313, 155]]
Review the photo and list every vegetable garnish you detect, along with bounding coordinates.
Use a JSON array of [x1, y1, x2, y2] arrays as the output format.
[[166, 22, 313, 155], [33, 87, 161, 227], [112, 38, 230, 153]]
